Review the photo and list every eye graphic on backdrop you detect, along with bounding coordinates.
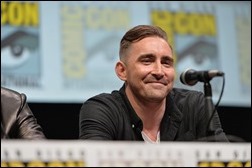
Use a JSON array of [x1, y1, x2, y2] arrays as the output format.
[[1, 30, 38, 68]]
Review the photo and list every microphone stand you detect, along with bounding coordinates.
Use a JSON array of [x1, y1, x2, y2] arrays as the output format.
[[203, 81, 216, 141]]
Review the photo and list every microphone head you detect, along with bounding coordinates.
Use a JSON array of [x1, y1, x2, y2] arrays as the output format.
[[180, 69, 198, 86], [180, 69, 224, 86]]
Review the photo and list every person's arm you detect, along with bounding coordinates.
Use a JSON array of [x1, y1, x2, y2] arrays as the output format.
[[79, 96, 118, 140], [15, 93, 46, 139], [206, 110, 229, 142], [1, 87, 46, 139], [195, 92, 229, 142]]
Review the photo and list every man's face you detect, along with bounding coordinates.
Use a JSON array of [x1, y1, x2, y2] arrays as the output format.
[[122, 36, 175, 102]]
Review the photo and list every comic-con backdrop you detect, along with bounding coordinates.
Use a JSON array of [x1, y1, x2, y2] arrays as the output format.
[[1, 1, 251, 107]]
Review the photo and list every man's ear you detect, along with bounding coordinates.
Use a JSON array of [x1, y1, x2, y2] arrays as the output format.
[[115, 61, 127, 81]]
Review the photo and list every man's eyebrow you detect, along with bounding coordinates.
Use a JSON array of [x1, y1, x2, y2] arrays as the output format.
[[137, 54, 155, 60], [137, 54, 174, 62]]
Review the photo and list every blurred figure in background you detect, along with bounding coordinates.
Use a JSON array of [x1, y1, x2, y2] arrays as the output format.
[[1, 86, 46, 139], [79, 25, 228, 142]]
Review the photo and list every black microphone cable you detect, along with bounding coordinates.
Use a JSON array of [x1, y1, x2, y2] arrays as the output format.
[[205, 73, 225, 141]]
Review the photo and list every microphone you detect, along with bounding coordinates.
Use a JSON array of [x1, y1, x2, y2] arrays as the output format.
[[180, 69, 224, 86]]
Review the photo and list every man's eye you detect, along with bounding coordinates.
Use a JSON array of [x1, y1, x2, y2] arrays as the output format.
[[143, 59, 150, 62], [162, 60, 173, 67], [141, 59, 152, 64]]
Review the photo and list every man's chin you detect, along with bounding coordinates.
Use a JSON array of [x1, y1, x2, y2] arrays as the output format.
[[145, 93, 167, 102]]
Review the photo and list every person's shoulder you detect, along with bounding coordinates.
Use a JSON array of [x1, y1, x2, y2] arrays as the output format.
[[171, 88, 205, 107], [1, 86, 26, 105], [82, 90, 123, 110], [1, 87, 27, 119], [171, 87, 204, 97], [86, 90, 121, 102], [1, 86, 25, 98]]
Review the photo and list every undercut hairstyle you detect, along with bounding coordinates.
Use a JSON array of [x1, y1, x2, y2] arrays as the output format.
[[119, 25, 172, 61]]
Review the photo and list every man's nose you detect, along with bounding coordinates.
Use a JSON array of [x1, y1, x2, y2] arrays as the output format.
[[152, 62, 164, 78]]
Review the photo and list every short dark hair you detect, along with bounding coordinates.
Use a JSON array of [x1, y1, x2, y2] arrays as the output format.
[[119, 25, 172, 60]]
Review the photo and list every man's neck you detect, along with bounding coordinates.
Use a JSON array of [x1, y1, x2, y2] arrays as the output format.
[[125, 88, 166, 136]]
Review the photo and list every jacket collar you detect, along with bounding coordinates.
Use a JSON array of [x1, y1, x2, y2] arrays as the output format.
[[119, 85, 143, 140], [160, 90, 183, 140]]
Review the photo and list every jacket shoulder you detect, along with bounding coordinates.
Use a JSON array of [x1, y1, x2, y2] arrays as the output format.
[[86, 91, 122, 106], [170, 88, 205, 108], [1, 87, 26, 103], [171, 87, 204, 97], [1, 87, 27, 120]]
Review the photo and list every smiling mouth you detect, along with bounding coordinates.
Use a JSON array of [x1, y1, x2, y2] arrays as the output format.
[[147, 82, 167, 88], [144, 77, 169, 85], [148, 81, 168, 85]]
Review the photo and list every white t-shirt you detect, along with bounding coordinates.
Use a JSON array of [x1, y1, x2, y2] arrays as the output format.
[[141, 131, 160, 144]]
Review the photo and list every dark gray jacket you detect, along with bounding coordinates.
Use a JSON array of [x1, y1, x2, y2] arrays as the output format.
[[79, 85, 228, 142], [1, 87, 45, 139]]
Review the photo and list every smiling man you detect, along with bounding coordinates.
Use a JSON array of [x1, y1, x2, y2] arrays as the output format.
[[79, 25, 228, 142]]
